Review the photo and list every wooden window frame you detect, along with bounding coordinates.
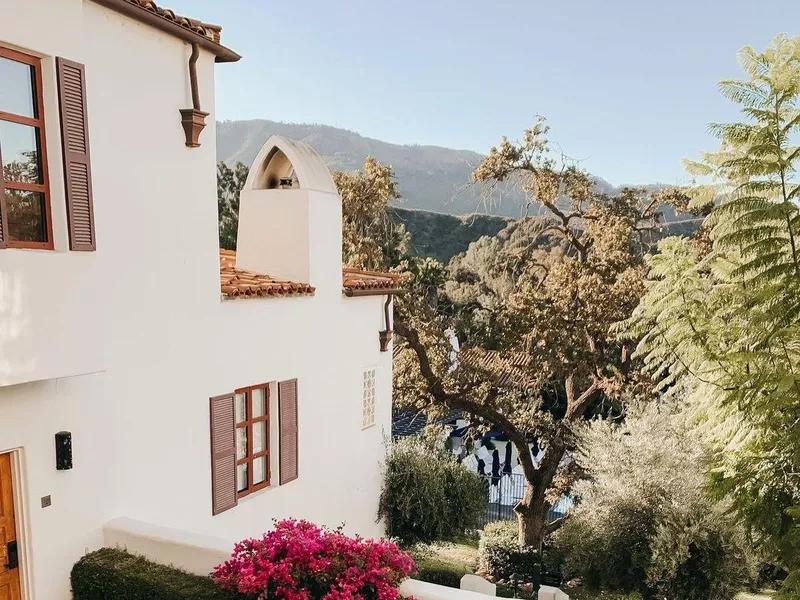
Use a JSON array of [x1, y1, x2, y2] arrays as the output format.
[[0, 46, 53, 250], [234, 383, 271, 497]]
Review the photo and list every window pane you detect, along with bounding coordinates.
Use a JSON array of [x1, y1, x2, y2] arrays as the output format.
[[253, 421, 266, 453], [1, 121, 41, 183], [253, 456, 267, 485], [235, 426, 248, 460], [234, 393, 246, 423], [6, 189, 46, 242], [236, 463, 248, 493], [0, 57, 35, 118], [252, 388, 266, 418]]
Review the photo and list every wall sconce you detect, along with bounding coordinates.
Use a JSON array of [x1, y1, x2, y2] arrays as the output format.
[[55, 431, 73, 470]]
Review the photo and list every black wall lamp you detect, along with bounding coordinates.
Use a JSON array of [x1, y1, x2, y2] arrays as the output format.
[[55, 431, 73, 470]]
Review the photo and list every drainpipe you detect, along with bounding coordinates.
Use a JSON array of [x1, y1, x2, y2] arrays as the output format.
[[189, 42, 201, 110], [179, 43, 209, 147], [379, 295, 393, 352]]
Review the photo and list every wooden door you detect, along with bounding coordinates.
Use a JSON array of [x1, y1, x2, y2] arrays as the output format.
[[0, 455, 21, 600]]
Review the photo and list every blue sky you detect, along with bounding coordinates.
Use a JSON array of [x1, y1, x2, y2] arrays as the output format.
[[168, 0, 800, 186]]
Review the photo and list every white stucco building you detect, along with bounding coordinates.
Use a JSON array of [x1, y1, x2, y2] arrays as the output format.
[[0, 2, 402, 598]]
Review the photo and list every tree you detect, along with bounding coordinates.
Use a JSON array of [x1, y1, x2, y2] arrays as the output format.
[[555, 404, 757, 600], [394, 119, 674, 548], [217, 161, 248, 250], [623, 34, 800, 598], [333, 156, 409, 271]]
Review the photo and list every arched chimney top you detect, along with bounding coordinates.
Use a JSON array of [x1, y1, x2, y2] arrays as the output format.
[[245, 135, 338, 195]]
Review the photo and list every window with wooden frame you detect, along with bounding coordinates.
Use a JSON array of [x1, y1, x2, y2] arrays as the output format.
[[234, 384, 270, 496], [0, 47, 52, 249]]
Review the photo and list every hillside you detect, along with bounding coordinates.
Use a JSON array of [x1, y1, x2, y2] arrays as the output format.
[[390, 208, 510, 263]]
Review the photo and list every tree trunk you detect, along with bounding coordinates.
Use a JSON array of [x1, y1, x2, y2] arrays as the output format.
[[517, 488, 550, 548], [513, 431, 567, 548]]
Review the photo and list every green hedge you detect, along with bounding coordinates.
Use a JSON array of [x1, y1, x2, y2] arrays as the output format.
[[71, 548, 238, 600], [416, 564, 465, 588]]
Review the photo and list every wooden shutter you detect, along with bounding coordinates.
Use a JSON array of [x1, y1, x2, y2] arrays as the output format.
[[56, 58, 96, 251], [0, 162, 7, 249], [210, 394, 237, 515], [279, 379, 299, 485]]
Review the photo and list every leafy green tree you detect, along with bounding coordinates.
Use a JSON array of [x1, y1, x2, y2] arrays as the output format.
[[217, 161, 248, 250], [394, 120, 675, 548], [623, 34, 800, 597]]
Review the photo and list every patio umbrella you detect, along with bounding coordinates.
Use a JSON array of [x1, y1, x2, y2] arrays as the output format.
[[491, 449, 500, 486], [503, 441, 512, 474]]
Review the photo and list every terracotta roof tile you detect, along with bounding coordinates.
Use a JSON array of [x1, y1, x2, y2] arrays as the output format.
[[220, 250, 315, 299], [123, 0, 223, 42], [342, 268, 404, 294], [219, 252, 405, 299], [459, 347, 536, 391]]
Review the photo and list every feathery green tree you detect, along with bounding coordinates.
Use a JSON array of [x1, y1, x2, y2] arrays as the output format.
[[624, 34, 800, 598]]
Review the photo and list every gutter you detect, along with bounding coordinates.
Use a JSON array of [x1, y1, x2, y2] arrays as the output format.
[[90, 0, 242, 63], [342, 288, 406, 297], [342, 288, 407, 352]]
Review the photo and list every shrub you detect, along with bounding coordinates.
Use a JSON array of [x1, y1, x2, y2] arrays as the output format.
[[478, 520, 539, 581], [378, 436, 488, 547], [212, 519, 415, 600], [554, 405, 759, 600], [71, 548, 235, 600]]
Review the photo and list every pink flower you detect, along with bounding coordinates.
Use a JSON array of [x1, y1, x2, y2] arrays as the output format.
[[212, 519, 416, 600]]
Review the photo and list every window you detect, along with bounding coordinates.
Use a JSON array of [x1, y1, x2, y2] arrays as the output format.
[[0, 47, 52, 249], [234, 384, 270, 496], [362, 368, 376, 429]]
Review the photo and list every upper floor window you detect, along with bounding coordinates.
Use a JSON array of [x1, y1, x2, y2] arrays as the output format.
[[0, 47, 52, 249]]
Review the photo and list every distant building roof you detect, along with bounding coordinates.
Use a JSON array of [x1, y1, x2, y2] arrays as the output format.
[[458, 347, 536, 390], [392, 407, 463, 438]]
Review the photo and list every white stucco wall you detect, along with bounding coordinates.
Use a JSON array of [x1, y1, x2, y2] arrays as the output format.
[[0, 2, 394, 599]]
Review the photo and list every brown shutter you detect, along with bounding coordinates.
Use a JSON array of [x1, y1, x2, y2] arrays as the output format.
[[56, 58, 96, 251], [210, 394, 237, 515], [0, 155, 7, 248], [279, 379, 299, 485]]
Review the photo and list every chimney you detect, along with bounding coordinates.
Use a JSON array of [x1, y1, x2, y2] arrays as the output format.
[[236, 136, 342, 295]]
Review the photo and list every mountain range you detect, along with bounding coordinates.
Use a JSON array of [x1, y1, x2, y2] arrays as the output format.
[[216, 119, 699, 262], [216, 119, 669, 219]]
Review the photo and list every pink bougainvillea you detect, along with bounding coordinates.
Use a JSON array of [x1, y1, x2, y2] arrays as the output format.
[[212, 519, 416, 600]]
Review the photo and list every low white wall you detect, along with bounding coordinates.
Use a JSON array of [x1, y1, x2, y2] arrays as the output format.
[[401, 579, 496, 600], [103, 517, 230, 577]]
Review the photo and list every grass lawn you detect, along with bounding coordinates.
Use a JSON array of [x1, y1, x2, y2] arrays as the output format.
[[413, 541, 777, 600]]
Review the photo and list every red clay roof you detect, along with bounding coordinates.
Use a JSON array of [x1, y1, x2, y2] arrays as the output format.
[[342, 268, 404, 295], [220, 250, 315, 299], [458, 347, 536, 390], [220, 251, 403, 299], [91, 0, 241, 62]]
